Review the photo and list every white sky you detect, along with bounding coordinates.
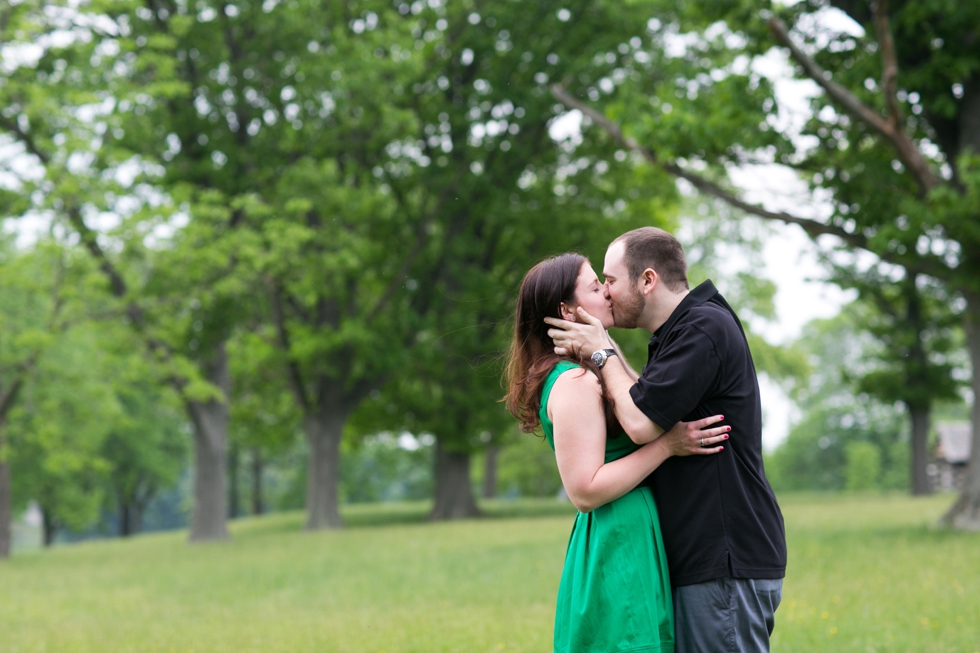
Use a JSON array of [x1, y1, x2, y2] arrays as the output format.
[[756, 223, 852, 449]]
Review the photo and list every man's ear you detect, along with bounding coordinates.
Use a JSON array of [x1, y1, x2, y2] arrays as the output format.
[[559, 302, 576, 321], [639, 268, 659, 296]]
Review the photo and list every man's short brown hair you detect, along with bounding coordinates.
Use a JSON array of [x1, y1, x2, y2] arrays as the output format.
[[612, 227, 689, 292]]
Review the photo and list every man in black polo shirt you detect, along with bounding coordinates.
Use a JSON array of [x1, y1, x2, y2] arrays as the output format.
[[545, 227, 786, 652]]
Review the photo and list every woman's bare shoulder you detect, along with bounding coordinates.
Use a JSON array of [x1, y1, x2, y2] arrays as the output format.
[[547, 365, 604, 426], [550, 366, 601, 397]]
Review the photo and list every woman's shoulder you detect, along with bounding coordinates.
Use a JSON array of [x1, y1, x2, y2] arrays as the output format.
[[550, 359, 581, 377], [549, 361, 600, 394], [543, 361, 605, 438], [546, 359, 592, 384], [541, 360, 591, 405]]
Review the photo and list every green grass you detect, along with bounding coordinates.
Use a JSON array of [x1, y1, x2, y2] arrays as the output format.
[[1, 494, 977, 652], [773, 493, 980, 653]]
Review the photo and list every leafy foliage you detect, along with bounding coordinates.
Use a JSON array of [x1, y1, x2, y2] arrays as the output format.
[[767, 307, 915, 493]]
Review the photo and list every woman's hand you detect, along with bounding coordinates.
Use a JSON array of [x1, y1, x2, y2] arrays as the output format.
[[658, 414, 729, 457]]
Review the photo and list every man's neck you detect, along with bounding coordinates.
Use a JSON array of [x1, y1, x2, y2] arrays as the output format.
[[645, 290, 689, 333]]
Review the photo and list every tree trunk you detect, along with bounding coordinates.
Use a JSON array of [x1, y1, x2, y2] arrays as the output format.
[[0, 448, 10, 559], [941, 292, 980, 529], [429, 438, 481, 520], [250, 447, 264, 516], [909, 405, 932, 496], [119, 496, 144, 537], [0, 411, 13, 558], [186, 343, 231, 542], [903, 280, 933, 497], [227, 441, 240, 519], [303, 409, 345, 530], [133, 506, 143, 535], [41, 506, 55, 547], [120, 500, 134, 537], [482, 445, 499, 499]]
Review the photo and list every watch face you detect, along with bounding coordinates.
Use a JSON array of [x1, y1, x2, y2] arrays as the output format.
[[591, 352, 604, 367]]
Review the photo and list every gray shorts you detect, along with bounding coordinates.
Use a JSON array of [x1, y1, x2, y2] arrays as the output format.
[[673, 577, 783, 653]]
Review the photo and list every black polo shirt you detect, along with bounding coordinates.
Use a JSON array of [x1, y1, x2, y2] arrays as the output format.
[[630, 280, 786, 587]]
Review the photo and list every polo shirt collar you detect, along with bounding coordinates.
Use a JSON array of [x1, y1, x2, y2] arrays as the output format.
[[648, 279, 719, 348]]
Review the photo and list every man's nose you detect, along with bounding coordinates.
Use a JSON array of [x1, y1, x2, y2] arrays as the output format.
[[603, 283, 611, 300]]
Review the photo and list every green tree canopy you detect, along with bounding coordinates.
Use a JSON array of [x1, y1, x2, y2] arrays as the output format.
[[546, 0, 980, 527]]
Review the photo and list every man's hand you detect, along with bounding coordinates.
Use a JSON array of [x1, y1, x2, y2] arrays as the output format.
[[544, 307, 608, 357]]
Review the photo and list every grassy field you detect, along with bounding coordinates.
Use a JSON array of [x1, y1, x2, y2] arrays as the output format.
[[1, 494, 978, 653]]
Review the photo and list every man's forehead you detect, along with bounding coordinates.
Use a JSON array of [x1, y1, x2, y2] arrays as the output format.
[[603, 241, 626, 273]]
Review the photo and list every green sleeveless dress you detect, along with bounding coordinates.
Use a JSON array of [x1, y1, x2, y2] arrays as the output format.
[[540, 361, 675, 653]]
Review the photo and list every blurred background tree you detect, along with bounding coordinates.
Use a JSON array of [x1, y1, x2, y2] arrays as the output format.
[[766, 307, 911, 493], [1, 0, 976, 551], [98, 345, 188, 537], [0, 237, 77, 556], [832, 267, 962, 494], [548, 0, 978, 525]]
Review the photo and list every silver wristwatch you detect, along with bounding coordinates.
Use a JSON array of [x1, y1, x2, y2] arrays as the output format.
[[590, 348, 617, 369]]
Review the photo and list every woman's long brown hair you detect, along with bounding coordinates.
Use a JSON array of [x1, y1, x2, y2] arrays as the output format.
[[504, 253, 618, 434]]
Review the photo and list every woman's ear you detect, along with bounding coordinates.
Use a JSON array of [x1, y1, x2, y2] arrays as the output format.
[[559, 302, 576, 321]]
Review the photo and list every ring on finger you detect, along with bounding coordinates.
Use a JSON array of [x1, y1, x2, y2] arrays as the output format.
[[700, 438, 704, 447]]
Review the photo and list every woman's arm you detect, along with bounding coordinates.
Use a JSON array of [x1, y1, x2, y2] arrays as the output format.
[[546, 308, 670, 443], [548, 369, 727, 513], [597, 356, 668, 444]]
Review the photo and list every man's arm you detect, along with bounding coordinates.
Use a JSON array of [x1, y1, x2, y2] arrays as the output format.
[[594, 351, 665, 443], [606, 333, 639, 382], [550, 369, 728, 513], [545, 307, 664, 444]]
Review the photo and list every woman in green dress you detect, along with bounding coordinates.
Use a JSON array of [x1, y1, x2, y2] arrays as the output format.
[[504, 253, 727, 653]]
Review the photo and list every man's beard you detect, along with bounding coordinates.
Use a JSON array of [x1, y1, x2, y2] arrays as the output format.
[[612, 285, 644, 328]]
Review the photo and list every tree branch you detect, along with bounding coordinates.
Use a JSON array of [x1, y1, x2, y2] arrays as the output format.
[[66, 205, 131, 302], [551, 83, 863, 247], [871, 1, 903, 130], [0, 4, 13, 40], [65, 207, 185, 393], [549, 84, 952, 282], [365, 164, 466, 325], [268, 280, 310, 412], [0, 254, 72, 419], [344, 375, 385, 407], [0, 115, 52, 165], [0, 376, 25, 421], [767, 17, 940, 192], [551, 84, 646, 156]]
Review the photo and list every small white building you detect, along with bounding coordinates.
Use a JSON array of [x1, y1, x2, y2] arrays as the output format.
[[11, 501, 43, 551], [933, 422, 972, 491]]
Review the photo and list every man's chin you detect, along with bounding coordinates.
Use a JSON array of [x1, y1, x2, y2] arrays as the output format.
[[612, 315, 637, 329]]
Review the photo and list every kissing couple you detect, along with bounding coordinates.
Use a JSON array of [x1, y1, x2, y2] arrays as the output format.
[[504, 227, 786, 653]]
